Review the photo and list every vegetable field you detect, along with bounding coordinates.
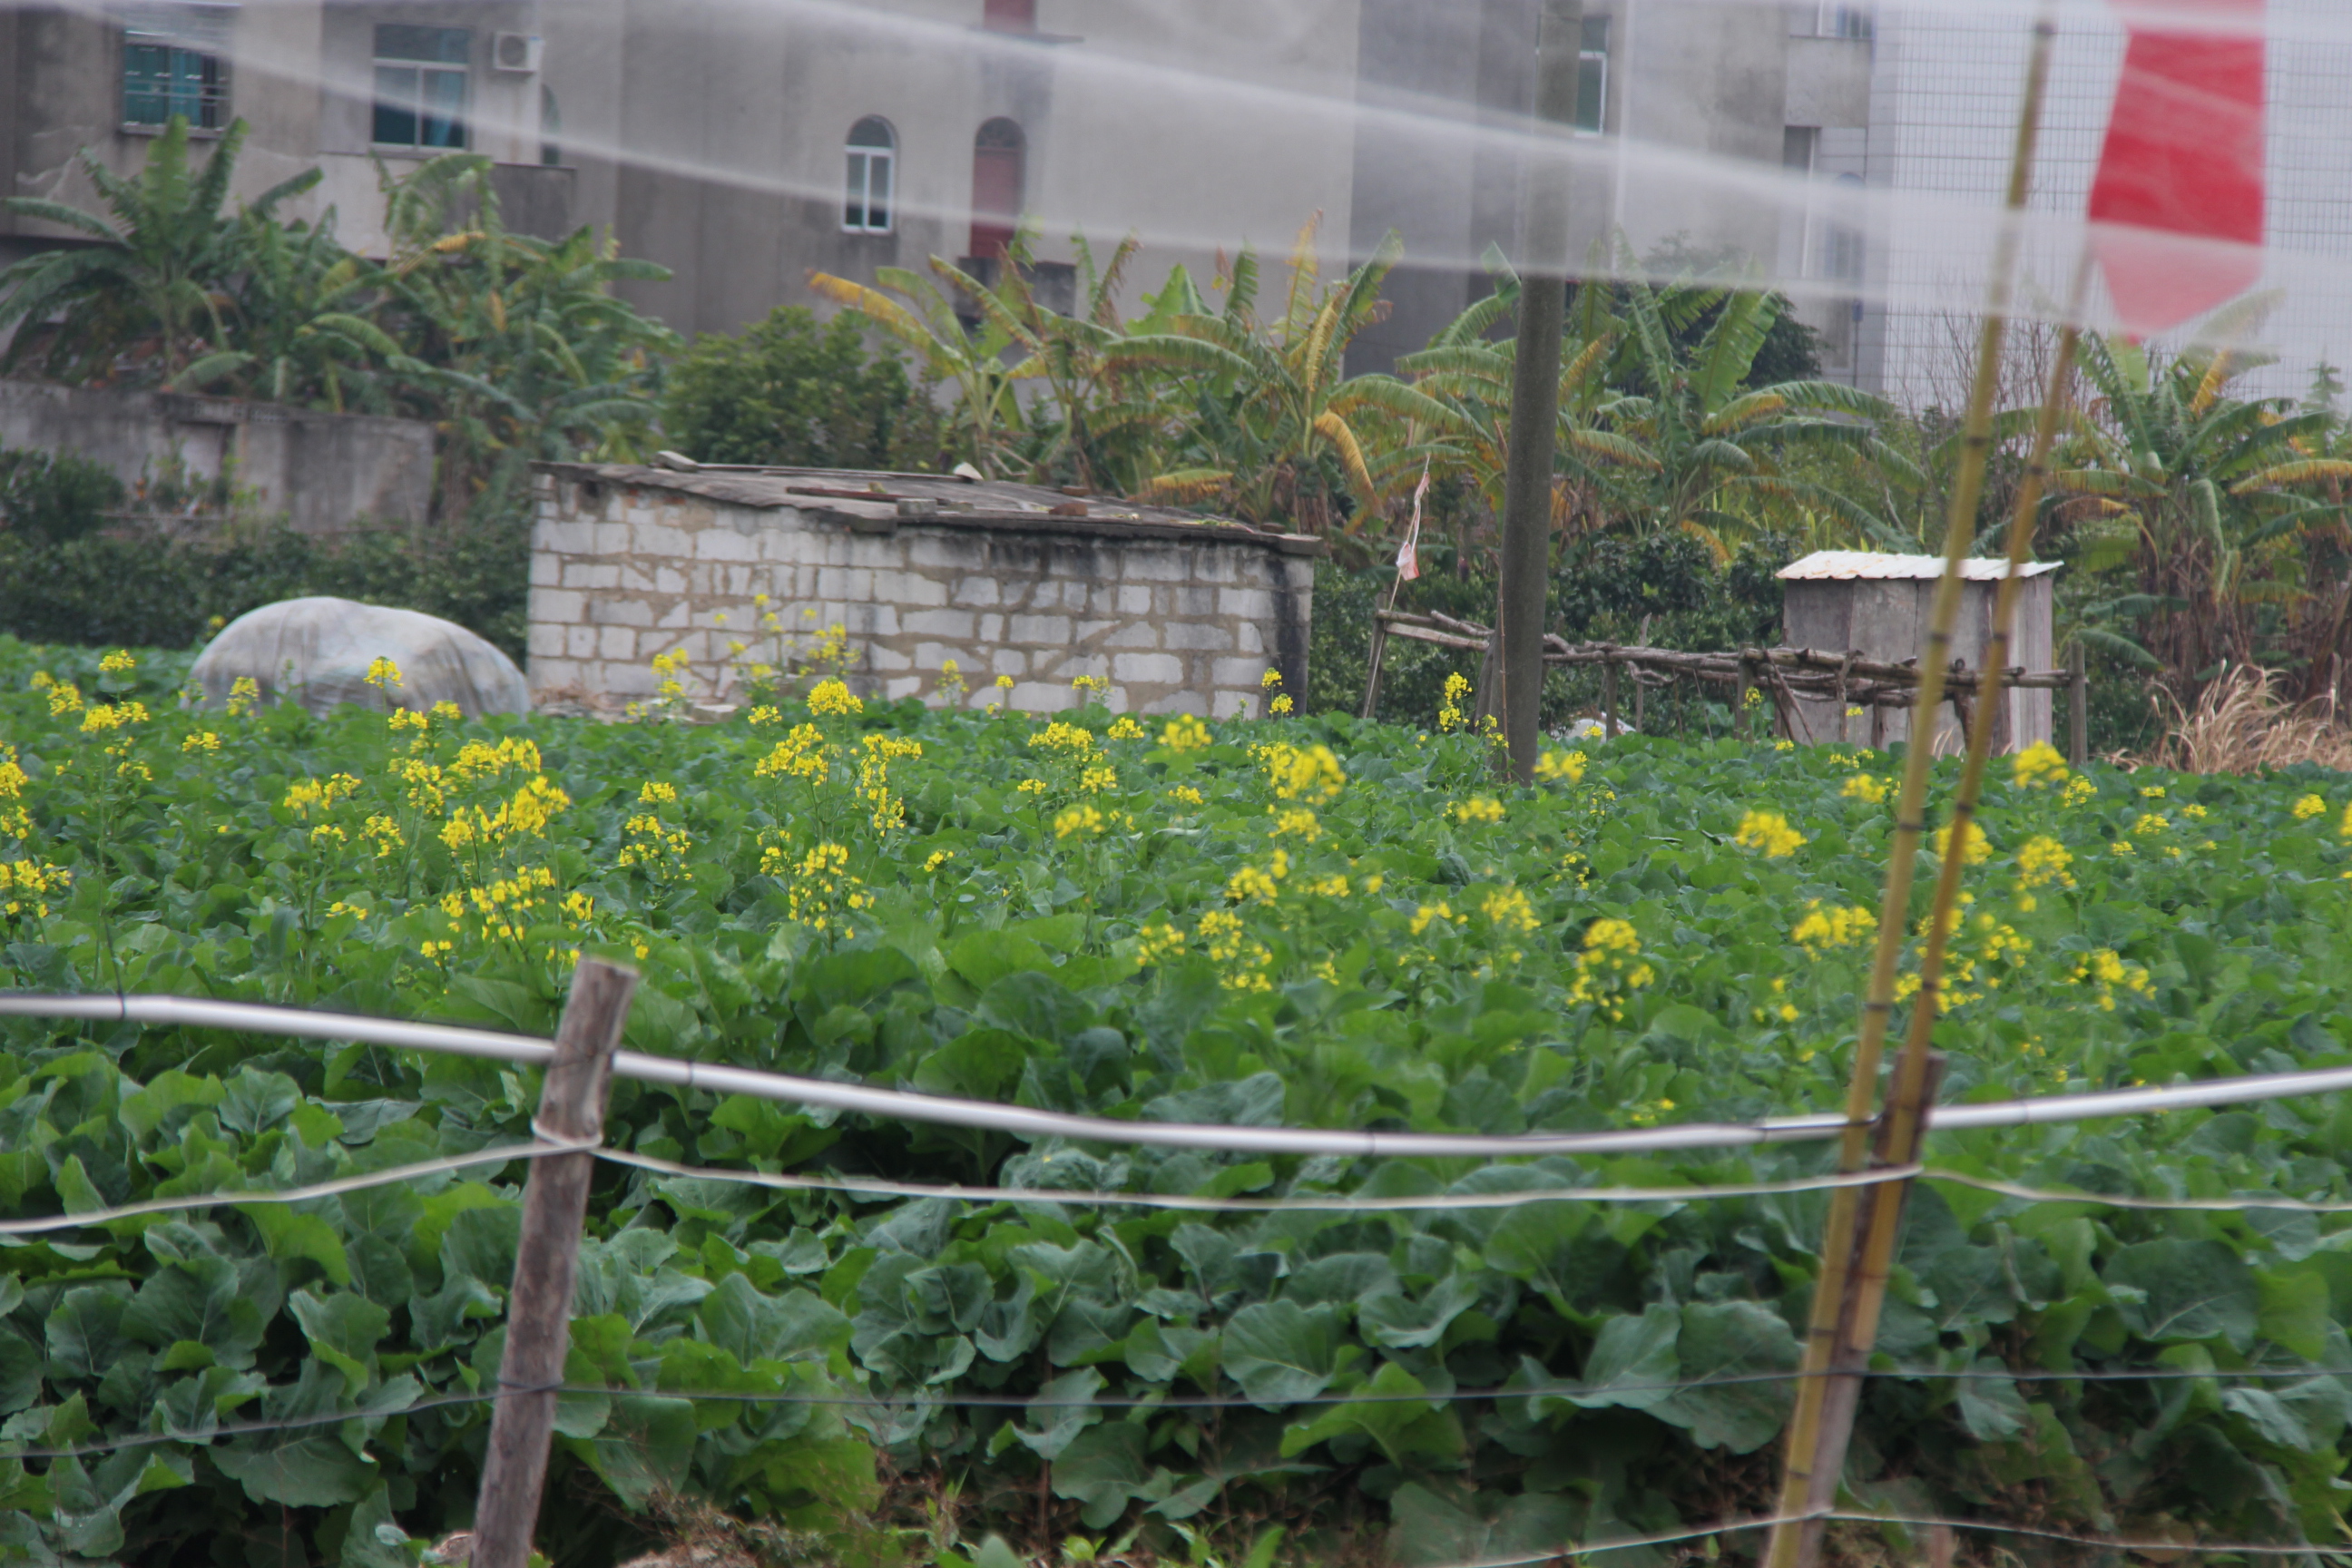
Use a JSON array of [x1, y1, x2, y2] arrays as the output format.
[[6, 633, 2352, 1568]]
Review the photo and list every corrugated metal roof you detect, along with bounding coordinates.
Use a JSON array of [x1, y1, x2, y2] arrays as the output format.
[[1778, 551, 2062, 582]]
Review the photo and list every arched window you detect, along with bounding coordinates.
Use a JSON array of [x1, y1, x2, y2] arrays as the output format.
[[844, 116, 896, 233], [968, 117, 1024, 260]]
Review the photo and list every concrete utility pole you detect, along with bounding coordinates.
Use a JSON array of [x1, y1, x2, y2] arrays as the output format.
[[1497, 0, 1583, 780]]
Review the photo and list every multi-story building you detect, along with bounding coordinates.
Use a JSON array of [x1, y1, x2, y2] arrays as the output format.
[[1, 0, 1873, 377]]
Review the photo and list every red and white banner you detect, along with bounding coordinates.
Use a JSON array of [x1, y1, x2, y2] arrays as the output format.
[[2088, 0, 2267, 336], [1396, 460, 1431, 583]]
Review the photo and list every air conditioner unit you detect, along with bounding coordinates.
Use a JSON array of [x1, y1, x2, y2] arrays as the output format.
[[491, 32, 543, 73]]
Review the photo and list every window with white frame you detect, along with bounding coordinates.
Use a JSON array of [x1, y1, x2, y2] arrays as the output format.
[[1574, 15, 1609, 134], [845, 117, 897, 233], [121, 5, 233, 131], [373, 24, 470, 150]]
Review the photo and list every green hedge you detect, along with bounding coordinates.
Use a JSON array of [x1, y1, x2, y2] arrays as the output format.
[[0, 519, 531, 664]]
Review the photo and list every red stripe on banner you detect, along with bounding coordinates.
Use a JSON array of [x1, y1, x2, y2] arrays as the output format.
[[2088, 0, 2266, 336]]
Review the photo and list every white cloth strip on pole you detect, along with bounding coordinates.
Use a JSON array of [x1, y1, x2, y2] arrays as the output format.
[[12, 992, 2352, 1155]]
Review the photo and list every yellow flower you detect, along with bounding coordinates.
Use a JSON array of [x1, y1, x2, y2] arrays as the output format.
[[2130, 811, 2168, 838], [2068, 947, 2152, 1011], [1534, 750, 1588, 784], [98, 650, 136, 675], [2290, 794, 2324, 820], [1437, 671, 1472, 733], [1450, 796, 1505, 826], [1480, 887, 1539, 936], [283, 773, 362, 814], [640, 780, 680, 805], [225, 676, 260, 718], [1161, 714, 1214, 752], [1166, 785, 1205, 807], [1410, 901, 1455, 937], [1271, 806, 1320, 841], [48, 681, 85, 718], [747, 705, 782, 726], [363, 656, 404, 690], [2341, 801, 2352, 840], [1260, 667, 1284, 690], [1269, 694, 1294, 717], [2011, 741, 2069, 789], [1079, 764, 1119, 793], [1841, 773, 1888, 805], [1136, 920, 1187, 965], [1054, 803, 1106, 839], [1259, 741, 1346, 802], [1106, 716, 1146, 740], [2017, 834, 2073, 889], [1016, 779, 1049, 796], [1792, 899, 1874, 956], [1227, 862, 1283, 903], [361, 815, 405, 858], [808, 678, 863, 718], [995, 674, 1015, 691], [79, 701, 150, 733], [2059, 774, 2097, 808], [1932, 819, 1990, 865], [1735, 809, 1806, 858], [1030, 721, 1096, 754], [755, 724, 831, 783], [923, 849, 956, 873], [181, 731, 220, 753], [2139, 784, 2167, 799]]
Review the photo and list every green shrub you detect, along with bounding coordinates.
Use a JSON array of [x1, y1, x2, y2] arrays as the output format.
[[0, 514, 530, 661], [0, 446, 126, 544], [662, 306, 941, 470]]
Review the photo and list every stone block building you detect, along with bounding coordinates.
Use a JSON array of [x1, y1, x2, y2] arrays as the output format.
[[527, 462, 1319, 717]]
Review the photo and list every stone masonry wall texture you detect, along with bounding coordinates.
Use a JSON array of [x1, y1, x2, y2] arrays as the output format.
[[527, 464, 1321, 717]]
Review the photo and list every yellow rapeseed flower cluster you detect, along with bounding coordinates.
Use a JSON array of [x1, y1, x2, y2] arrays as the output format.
[[1841, 773, 1889, 805], [1792, 899, 1874, 956], [2059, 774, 2097, 808], [756, 724, 830, 783], [2017, 834, 2074, 891], [80, 700, 151, 733], [2069, 947, 2152, 1012], [181, 731, 220, 753], [1196, 908, 1273, 991], [1451, 796, 1505, 826], [859, 733, 924, 830], [1106, 716, 1146, 740], [0, 743, 30, 839], [0, 858, 71, 922], [440, 866, 558, 943], [364, 656, 404, 690], [2292, 793, 2326, 820], [1054, 803, 1106, 839], [1534, 750, 1588, 784], [1161, 714, 1213, 752], [1136, 921, 1187, 965], [1270, 806, 1320, 841], [1735, 809, 1806, 858], [98, 650, 137, 676], [1030, 721, 1095, 755], [1436, 671, 1472, 732], [225, 676, 260, 718], [2011, 740, 2069, 788], [1226, 856, 1286, 903], [808, 678, 863, 718], [284, 774, 363, 815], [1567, 917, 1654, 1022], [1479, 887, 1540, 937], [1932, 820, 1991, 866], [1259, 741, 1346, 803], [775, 841, 871, 936]]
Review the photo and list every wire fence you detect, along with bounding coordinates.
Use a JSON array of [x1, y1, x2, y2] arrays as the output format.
[[5, 988, 2352, 1562]]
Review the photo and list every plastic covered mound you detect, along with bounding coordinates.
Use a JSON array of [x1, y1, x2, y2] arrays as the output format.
[[189, 596, 529, 718]]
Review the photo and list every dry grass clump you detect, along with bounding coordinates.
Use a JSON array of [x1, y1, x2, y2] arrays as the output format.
[[2144, 664, 2352, 775]]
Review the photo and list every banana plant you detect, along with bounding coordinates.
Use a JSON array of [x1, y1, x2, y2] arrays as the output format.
[[1594, 261, 1909, 557], [0, 116, 318, 382], [2049, 297, 2352, 699], [1148, 215, 1469, 533], [808, 260, 1031, 478], [1396, 247, 1656, 532], [172, 208, 404, 410], [371, 154, 676, 522]]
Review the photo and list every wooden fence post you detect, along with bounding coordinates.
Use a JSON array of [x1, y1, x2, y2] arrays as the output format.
[[469, 959, 639, 1568], [1359, 617, 1391, 720], [1735, 655, 1753, 740], [2067, 642, 2088, 766], [1602, 650, 1619, 739]]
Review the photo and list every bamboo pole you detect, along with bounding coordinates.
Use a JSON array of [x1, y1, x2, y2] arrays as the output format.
[[1760, 15, 2059, 1568], [2068, 641, 2089, 765], [1787, 265, 2092, 1565]]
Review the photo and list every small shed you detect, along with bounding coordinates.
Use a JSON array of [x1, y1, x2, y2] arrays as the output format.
[[1779, 551, 2061, 753], [526, 461, 1321, 717]]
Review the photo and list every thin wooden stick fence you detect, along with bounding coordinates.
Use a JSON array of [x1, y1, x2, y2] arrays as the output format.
[[1364, 608, 2092, 756]]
